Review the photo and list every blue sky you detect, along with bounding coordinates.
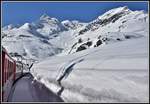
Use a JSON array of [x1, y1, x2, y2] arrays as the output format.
[[2, 2, 148, 26]]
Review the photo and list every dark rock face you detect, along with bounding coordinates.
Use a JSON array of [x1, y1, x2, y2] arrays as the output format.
[[76, 41, 92, 52], [83, 41, 92, 47], [76, 45, 87, 52], [116, 38, 121, 41], [96, 39, 103, 46], [19, 35, 31, 38], [78, 38, 83, 43], [78, 10, 128, 36], [78, 28, 89, 35], [125, 35, 131, 39]]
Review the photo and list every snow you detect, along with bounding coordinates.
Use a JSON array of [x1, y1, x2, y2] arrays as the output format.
[[19, 23, 31, 30], [31, 36, 149, 102], [67, 6, 148, 54], [2, 13, 86, 60], [61, 20, 85, 30], [98, 6, 130, 19]]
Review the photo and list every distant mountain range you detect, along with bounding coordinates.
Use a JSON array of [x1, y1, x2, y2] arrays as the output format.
[[2, 6, 148, 61]]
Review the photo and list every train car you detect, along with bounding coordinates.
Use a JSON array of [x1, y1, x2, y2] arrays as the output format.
[[2, 47, 16, 102]]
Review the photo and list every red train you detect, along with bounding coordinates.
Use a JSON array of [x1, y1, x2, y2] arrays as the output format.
[[1, 47, 32, 102], [2, 47, 17, 102]]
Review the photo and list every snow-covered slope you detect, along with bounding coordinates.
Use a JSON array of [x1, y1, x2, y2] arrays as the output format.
[[2, 14, 86, 60], [61, 20, 85, 30], [2, 22, 63, 60], [67, 6, 148, 54], [32, 36, 148, 102]]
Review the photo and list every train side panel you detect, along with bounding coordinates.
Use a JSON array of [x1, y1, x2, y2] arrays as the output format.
[[2, 49, 16, 102], [2, 50, 5, 101], [2, 50, 5, 87]]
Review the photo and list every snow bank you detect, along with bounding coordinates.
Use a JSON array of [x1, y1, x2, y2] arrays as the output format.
[[31, 36, 149, 102]]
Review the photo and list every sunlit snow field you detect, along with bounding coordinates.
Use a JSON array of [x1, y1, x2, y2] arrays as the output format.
[[32, 36, 149, 102]]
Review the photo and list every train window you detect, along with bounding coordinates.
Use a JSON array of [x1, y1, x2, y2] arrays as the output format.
[[8, 61, 11, 78], [6, 59, 8, 81], [8, 60, 9, 79], [7, 60, 11, 79], [10, 62, 12, 77], [4, 59, 7, 83], [8, 60, 12, 80], [9, 62, 13, 78], [9, 62, 11, 78], [5, 60, 8, 81], [10, 62, 12, 76], [11, 62, 13, 76]]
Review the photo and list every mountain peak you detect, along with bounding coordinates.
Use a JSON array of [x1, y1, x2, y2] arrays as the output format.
[[115, 6, 129, 10], [39, 13, 59, 24], [98, 6, 131, 20], [40, 13, 51, 20], [108, 6, 130, 12], [19, 23, 31, 30], [61, 20, 82, 29], [2, 24, 18, 30]]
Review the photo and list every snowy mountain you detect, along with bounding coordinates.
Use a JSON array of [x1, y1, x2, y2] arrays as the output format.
[[67, 6, 148, 54], [2, 17, 65, 60], [2, 6, 148, 61], [61, 20, 85, 29]]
